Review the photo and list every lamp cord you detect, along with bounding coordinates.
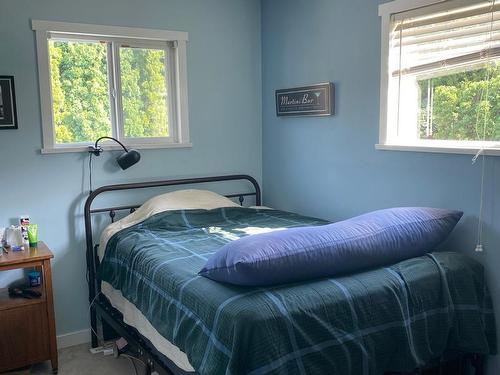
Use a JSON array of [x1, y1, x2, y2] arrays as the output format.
[[126, 356, 139, 375], [121, 354, 146, 375], [88, 292, 103, 342], [94, 136, 129, 152]]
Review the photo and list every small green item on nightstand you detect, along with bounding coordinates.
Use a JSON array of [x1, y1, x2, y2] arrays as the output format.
[[27, 224, 38, 247]]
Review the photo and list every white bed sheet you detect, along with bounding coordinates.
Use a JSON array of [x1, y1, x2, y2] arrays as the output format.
[[101, 281, 195, 372]]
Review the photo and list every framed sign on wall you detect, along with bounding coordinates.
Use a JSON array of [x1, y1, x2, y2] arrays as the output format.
[[276, 82, 334, 117], [0, 76, 18, 130]]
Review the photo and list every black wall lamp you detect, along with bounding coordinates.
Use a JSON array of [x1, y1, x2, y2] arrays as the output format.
[[88, 136, 141, 170]]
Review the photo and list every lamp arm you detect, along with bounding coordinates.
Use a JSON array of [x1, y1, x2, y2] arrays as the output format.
[[87, 136, 140, 191], [93, 136, 129, 152]]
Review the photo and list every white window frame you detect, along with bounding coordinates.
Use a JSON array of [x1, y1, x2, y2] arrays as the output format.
[[377, 0, 500, 156], [32, 20, 191, 154]]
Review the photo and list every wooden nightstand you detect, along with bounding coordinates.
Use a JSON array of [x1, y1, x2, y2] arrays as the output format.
[[0, 242, 58, 374]]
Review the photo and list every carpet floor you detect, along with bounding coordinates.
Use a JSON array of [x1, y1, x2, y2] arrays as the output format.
[[3, 343, 150, 375]]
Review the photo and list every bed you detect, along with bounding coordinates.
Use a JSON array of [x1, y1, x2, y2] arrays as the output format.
[[84, 175, 496, 375]]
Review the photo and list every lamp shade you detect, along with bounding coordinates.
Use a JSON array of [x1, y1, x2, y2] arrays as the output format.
[[116, 149, 141, 170]]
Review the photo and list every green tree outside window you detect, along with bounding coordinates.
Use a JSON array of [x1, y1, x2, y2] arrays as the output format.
[[48, 40, 169, 144], [418, 63, 500, 142]]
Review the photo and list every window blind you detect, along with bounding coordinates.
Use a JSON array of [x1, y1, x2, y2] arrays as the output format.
[[390, 1, 499, 76]]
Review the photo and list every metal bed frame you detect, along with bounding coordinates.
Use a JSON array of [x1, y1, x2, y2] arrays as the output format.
[[84, 174, 485, 375], [84, 175, 261, 375]]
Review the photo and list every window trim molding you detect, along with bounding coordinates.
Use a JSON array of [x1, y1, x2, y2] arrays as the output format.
[[377, 0, 495, 154], [32, 20, 190, 153], [40, 142, 192, 155], [376, 143, 500, 156], [31, 20, 188, 42]]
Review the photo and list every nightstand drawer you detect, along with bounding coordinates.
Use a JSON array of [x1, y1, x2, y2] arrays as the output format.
[[0, 302, 50, 372]]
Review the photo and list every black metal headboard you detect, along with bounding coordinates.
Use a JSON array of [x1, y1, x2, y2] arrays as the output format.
[[83, 174, 260, 347]]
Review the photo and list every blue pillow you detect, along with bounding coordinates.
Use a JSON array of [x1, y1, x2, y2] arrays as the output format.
[[199, 207, 463, 286]]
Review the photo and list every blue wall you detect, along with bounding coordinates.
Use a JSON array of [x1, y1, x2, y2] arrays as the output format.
[[0, 0, 261, 336], [1, 0, 499, 370], [261, 0, 500, 372]]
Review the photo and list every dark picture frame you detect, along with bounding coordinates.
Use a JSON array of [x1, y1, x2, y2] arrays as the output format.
[[0, 76, 18, 130], [276, 82, 334, 117]]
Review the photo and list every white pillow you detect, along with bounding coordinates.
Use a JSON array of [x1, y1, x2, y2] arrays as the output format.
[[98, 189, 239, 259]]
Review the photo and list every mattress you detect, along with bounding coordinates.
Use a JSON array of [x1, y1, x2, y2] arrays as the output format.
[[99, 206, 496, 375]]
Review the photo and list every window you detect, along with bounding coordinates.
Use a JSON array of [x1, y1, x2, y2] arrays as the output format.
[[32, 21, 190, 153], [378, 0, 499, 153]]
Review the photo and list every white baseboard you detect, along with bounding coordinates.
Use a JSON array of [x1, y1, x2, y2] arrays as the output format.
[[57, 329, 90, 349]]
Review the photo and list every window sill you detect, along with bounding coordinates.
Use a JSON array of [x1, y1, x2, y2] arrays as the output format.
[[41, 142, 193, 154], [375, 143, 500, 156]]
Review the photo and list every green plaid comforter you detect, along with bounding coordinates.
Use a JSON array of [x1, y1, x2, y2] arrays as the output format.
[[100, 207, 496, 375]]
